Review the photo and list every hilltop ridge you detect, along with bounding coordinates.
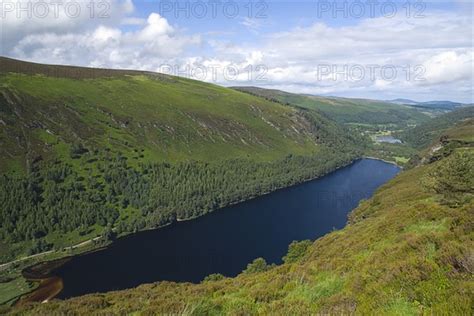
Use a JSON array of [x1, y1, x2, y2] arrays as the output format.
[[232, 86, 431, 126]]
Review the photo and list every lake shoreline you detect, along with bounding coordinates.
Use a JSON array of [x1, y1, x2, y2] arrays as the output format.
[[363, 156, 403, 168], [3, 158, 360, 268], [51, 158, 400, 300], [15, 257, 70, 306], [175, 158, 358, 223], [15, 157, 385, 303]]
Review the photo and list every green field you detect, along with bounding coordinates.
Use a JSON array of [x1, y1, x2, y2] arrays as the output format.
[[1, 73, 320, 174], [0, 276, 34, 306]]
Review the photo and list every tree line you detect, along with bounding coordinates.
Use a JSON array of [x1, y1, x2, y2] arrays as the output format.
[[0, 146, 360, 258]]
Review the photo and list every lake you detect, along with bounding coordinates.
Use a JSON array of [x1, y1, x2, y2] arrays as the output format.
[[375, 135, 402, 144], [55, 158, 400, 299]]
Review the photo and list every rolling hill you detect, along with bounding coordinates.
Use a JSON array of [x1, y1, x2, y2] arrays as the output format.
[[0, 57, 355, 174], [232, 86, 431, 127]]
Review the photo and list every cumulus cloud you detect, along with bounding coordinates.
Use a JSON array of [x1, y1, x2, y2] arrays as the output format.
[[1, 0, 134, 51], [4, 1, 201, 70], [421, 51, 473, 85], [196, 11, 473, 102]]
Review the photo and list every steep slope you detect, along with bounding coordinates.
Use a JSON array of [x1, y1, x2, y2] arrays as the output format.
[[233, 86, 431, 127], [398, 107, 474, 149], [0, 57, 364, 263], [7, 125, 473, 315], [0, 58, 354, 174]]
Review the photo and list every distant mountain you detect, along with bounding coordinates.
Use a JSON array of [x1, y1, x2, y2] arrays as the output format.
[[388, 98, 419, 105], [387, 98, 466, 110], [233, 87, 430, 126]]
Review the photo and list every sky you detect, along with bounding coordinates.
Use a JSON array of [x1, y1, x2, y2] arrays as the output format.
[[1, 0, 473, 102]]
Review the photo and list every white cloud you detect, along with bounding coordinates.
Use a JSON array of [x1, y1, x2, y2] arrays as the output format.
[[240, 17, 263, 33], [120, 17, 146, 26], [421, 51, 473, 85], [137, 13, 174, 40], [197, 11, 473, 102], [1, 0, 135, 51], [6, 4, 201, 70]]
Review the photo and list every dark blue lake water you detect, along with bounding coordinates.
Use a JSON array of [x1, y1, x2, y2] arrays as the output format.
[[56, 158, 400, 299]]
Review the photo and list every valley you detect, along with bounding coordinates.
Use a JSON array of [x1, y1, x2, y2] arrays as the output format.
[[1, 2, 472, 314], [6, 116, 473, 315], [0, 58, 366, 305], [0, 58, 472, 313]]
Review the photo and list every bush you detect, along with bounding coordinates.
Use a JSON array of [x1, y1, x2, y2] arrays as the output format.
[[203, 273, 225, 282], [70, 143, 88, 158], [27, 239, 52, 255], [283, 240, 312, 263], [243, 258, 270, 274], [426, 150, 474, 207]]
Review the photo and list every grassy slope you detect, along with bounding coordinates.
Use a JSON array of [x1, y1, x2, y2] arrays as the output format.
[[1, 73, 320, 175], [233, 86, 431, 126], [8, 127, 473, 315], [398, 107, 474, 149], [232, 86, 435, 166], [444, 119, 474, 142]]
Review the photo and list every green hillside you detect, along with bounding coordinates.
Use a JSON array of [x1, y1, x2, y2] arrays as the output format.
[[7, 122, 473, 315], [398, 107, 474, 149], [1, 58, 348, 174], [233, 86, 431, 127], [0, 57, 364, 264], [232, 86, 440, 166]]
